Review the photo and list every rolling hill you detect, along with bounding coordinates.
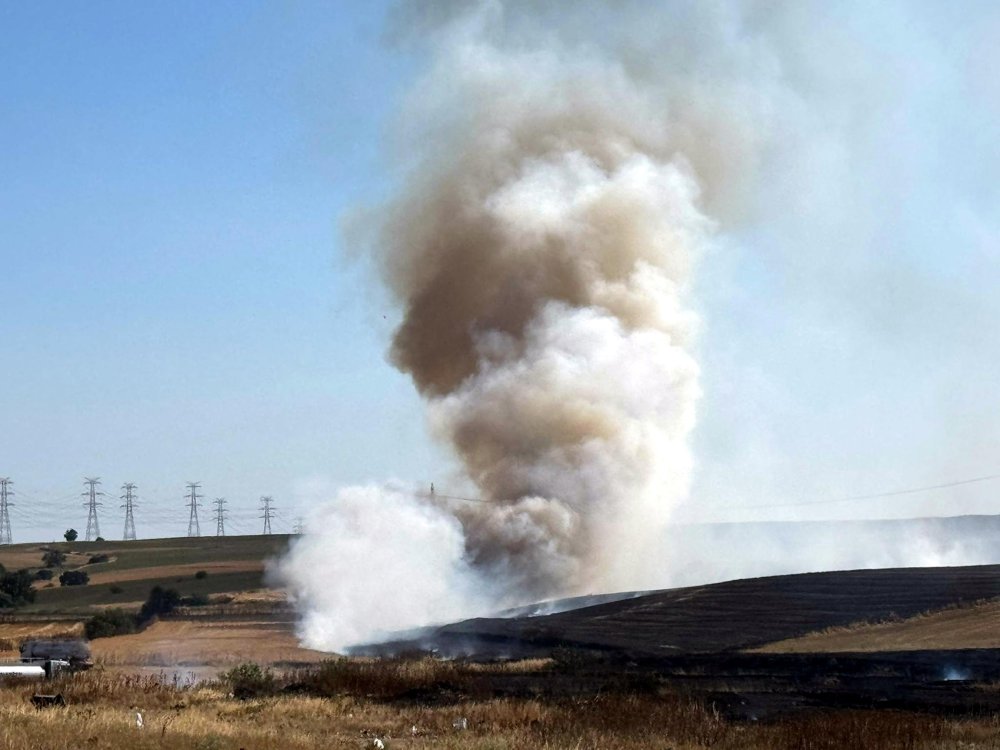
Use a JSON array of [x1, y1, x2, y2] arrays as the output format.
[[371, 563, 1000, 657]]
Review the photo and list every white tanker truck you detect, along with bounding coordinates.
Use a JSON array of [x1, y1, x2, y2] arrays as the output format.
[[0, 639, 92, 681]]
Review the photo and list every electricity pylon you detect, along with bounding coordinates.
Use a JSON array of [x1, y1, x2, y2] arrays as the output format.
[[0, 478, 13, 545], [213, 497, 227, 537], [186, 482, 202, 537], [83, 477, 104, 541], [259, 496, 274, 535], [121, 482, 137, 541]]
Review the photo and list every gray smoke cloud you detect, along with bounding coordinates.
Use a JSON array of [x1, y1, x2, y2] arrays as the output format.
[[277, 0, 999, 651]]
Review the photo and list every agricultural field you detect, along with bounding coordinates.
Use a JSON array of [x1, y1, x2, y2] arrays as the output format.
[[0, 535, 291, 613], [1, 542, 1000, 747], [754, 598, 1000, 653], [0, 535, 323, 672], [392, 564, 1000, 658]]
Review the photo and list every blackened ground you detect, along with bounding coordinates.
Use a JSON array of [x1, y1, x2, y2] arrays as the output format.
[[356, 564, 1000, 719], [364, 564, 1000, 658]]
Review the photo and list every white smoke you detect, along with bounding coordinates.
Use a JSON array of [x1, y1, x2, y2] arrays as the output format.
[[277, 0, 783, 652], [277, 0, 999, 652], [279, 484, 489, 648]]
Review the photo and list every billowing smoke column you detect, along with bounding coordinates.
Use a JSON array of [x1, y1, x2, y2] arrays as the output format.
[[279, 0, 776, 651]]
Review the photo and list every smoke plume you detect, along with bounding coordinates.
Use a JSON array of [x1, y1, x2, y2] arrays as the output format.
[[279, 0, 1000, 651], [276, 0, 786, 651]]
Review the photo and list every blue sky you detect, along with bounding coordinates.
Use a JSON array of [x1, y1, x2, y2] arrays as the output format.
[[2, 1, 999, 543], [0, 1, 448, 539]]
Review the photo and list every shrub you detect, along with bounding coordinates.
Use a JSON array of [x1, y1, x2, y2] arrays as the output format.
[[59, 570, 89, 587], [42, 550, 66, 568], [94, 536, 104, 542], [180, 593, 210, 607], [222, 663, 276, 700], [0, 570, 36, 606], [84, 609, 137, 639], [88, 554, 110, 564], [109, 584, 123, 594], [138, 586, 180, 624], [34, 568, 54, 581], [195, 570, 208, 580], [63, 529, 77, 542]]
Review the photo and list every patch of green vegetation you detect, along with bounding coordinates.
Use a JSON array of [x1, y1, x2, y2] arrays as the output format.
[[84, 608, 137, 639], [0, 567, 36, 608], [59, 570, 90, 586], [26, 569, 266, 614], [222, 662, 276, 699]]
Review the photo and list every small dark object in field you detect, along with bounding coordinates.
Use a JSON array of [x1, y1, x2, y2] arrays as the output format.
[[31, 693, 65, 708], [59, 570, 89, 587], [195, 570, 208, 580]]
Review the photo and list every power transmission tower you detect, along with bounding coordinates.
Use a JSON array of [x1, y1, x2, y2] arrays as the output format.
[[213, 497, 227, 537], [82, 477, 104, 542], [121, 483, 137, 541], [0, 478, 14, 545], [259, 496, 275, 535], [186, 482, 202, 538]]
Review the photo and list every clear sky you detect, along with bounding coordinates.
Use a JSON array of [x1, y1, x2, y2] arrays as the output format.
[[0, 1, 447, 540], [2, 1, 999, 543]]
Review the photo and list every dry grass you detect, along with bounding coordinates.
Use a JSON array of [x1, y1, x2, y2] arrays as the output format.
[[0, 621, 85, 655], [755, 599, 1000, 653], [90, 618, 327, 668], [0, 663, 996, 749], [84, 561, 263, 586]]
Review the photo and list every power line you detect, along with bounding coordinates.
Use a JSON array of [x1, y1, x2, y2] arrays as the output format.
[[121, 482, 137, 541], [0, 478, 14, 545], [213, 497, 227, 537], [708, 472, 1000, 512], [259, 496, 275, 535], [185, 482, 202, 537], [82, 477, 104, 541]]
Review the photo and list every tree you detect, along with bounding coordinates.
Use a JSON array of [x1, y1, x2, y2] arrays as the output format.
[[64, 529, 78, 542], [138, 585, 181, 624], [42, 550, 66, 568], [59, 570, 89, 587], [84, 609, 137, 639], [0, 569, 36, 606]]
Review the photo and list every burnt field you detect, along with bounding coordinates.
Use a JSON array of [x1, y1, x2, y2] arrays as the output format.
[[372, 564, 1000, 656], [359, 563, 1000, 720]]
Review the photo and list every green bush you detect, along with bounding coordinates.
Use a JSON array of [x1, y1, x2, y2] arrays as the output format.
[[58, 570, 89, 587], [88, 554, 110, 564], [34, 568, 54, 581], [42, 550, 66, 568], [84, 609, 138, 639], [195, 570, 208, 580], [138, 586, 180, 624], [0, 570, 37, 606], [222, 662, 276, 700], [109, 584, 123, 594]]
